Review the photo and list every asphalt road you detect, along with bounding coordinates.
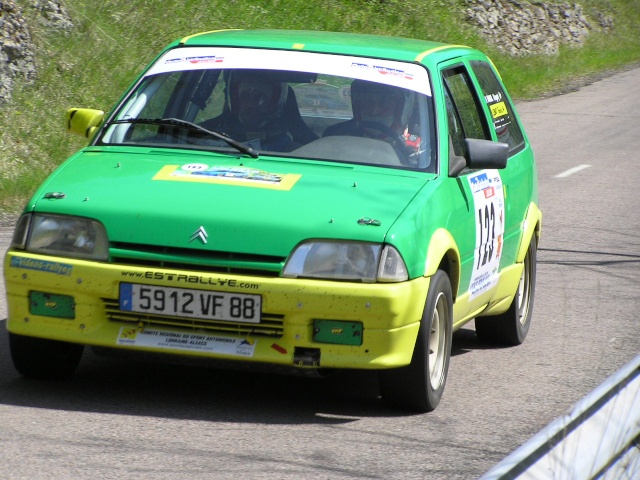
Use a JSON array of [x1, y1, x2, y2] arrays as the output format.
[[1, 67, 639, 479]]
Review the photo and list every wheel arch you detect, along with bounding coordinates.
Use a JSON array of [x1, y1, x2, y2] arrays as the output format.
[[423, 228, 461, 300], [516, 202, 542, 262]]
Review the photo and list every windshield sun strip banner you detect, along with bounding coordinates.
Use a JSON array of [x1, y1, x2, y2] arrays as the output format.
[[144, 47, 432, 96]]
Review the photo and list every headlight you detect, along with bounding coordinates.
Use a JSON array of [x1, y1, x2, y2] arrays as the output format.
[[377, 244, 409, 282], [10, 214, 31, 249], [283, 241, 408, 283], [17, 213, 109, 261]]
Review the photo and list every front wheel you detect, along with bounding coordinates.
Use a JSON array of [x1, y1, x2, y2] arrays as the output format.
[[9, 333, 84, 380], [475, 235, 537, 346], [379, 270, 453, 412]]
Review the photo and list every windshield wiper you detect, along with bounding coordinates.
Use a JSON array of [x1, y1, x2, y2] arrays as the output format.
[[108, 117, 259, 158]]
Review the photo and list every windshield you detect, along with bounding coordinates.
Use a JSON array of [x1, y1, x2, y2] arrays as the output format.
[[99, 47, 436, 171]]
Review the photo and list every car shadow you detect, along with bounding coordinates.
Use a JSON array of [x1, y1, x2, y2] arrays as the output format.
[[0, 322, 508, 422], [451, 325, 512, 356], [0, 326, 425, 422], [451, 327, 479, 356]]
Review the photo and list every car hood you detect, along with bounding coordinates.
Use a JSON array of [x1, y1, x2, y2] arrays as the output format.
[[31, 148, 430, 257]]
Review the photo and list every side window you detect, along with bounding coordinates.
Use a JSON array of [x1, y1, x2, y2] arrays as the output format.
[[444, 87, 465, 157], [442, 66, 491, 145], [471, 61, 525, 154]]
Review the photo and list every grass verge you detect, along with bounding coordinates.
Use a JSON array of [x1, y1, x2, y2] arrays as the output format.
[[1, 0, 638, 215]]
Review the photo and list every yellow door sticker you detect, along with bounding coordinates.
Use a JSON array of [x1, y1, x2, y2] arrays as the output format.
[[490, 101, 508, 119]]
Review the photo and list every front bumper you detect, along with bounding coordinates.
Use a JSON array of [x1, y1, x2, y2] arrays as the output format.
[[4, 251, 429, 370]]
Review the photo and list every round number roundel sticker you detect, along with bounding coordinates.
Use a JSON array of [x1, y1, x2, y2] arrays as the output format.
[[180, 163, 209, 172]]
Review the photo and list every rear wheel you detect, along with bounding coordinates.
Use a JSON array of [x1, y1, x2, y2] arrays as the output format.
[[475, 235, 537, 346], [379, 270, 453, 412], [9, 333, 84, 380]]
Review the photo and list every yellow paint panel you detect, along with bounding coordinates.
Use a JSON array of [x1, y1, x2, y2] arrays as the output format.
[[414, 44, 468, 62], [179, 28, 242, 44], [4, 252, 430, 369]]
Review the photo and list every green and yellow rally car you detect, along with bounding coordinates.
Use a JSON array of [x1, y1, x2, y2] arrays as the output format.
[[3, 29, 541, 412]]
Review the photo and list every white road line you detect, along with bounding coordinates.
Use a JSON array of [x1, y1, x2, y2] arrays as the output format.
[[554, 164, 591, 178]]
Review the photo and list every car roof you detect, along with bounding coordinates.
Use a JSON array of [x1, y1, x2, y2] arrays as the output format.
[[171, 29, 481, 66]]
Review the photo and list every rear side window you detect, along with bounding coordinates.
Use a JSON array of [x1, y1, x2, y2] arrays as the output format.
[[471, 61, 525, 154]]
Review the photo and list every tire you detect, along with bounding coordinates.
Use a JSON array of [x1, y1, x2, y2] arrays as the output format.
[[379, 270, 453, 412], [9, 333, 84, 380], [475, 235, 537, 346]]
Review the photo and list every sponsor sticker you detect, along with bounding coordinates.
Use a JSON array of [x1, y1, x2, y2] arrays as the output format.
[[117, 327, 257, 357], [186, 55, 224, 64], [490, 101, 508, 119], [468, 170, 505, 299], [153, 164, 301, 190], [350, 62, 414, 80], [10, 256, 73, 276]]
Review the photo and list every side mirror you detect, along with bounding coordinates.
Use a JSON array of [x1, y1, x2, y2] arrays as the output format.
[[65, 108, 104, 139], [465, 138, 509, 170]]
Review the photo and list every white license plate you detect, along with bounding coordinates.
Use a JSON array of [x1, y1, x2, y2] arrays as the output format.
[[119, 283, 261, 323]]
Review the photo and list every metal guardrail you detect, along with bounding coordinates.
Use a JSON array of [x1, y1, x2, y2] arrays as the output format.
[[480, 354, 640, 479]]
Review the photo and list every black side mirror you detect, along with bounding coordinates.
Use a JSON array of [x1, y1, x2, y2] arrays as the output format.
[[465, 138, 509, 170], [448, 138, 509, 177]]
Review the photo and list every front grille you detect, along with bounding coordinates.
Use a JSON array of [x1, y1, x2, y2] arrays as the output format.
[[102, 298, 285, 337], [109, 242, 285, 277]]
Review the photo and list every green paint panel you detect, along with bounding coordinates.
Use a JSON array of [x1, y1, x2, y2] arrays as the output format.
[[30, 291, 76, 319], [313, 320, 363, 346]]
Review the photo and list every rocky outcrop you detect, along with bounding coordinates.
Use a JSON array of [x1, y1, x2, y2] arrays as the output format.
[[0, 1, 619, 102], [0, 0, 72, 102], [465, 0, 613, 56], [32, 0, 74, 31], [0, 1, 36, 102]]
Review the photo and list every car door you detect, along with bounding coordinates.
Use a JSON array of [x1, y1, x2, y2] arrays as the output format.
[[468, 60, 537, 268], [438, 60, 508, 321]]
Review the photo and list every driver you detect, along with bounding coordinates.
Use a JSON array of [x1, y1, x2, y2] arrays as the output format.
[[201, 70, 302, 152], [323, 79, 420, 158]]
